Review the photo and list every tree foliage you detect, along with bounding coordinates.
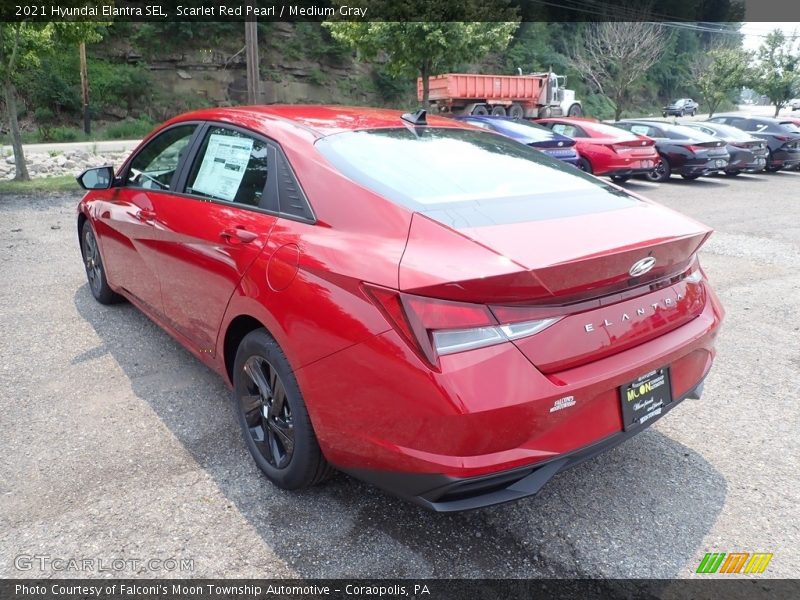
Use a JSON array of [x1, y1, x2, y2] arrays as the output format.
[[571, 20, 669, 120], [751, 30, 800, 116], [324, 22, 519, 104], [692, 47, 749, 117]]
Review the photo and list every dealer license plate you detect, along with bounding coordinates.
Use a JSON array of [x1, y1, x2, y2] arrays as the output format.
[[619, 367, 673, 431]]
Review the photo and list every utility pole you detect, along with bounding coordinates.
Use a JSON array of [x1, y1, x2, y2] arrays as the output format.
[[79, 41, 90, 134], [245, 15, 260, 104]]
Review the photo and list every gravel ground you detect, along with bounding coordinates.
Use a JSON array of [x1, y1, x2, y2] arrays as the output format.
[[0, 170, 798, 579]]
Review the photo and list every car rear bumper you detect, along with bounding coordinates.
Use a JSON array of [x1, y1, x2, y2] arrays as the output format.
[[770, 149, 800, 169], [679, 157, 728, 176], [342, 377, 706, 512], [298, 281, 724, 510]]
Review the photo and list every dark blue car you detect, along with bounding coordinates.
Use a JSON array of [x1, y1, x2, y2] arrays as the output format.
[[454, 115, 580, 166]]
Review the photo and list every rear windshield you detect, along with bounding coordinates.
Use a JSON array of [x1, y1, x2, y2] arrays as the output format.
[[693, 123, 753, 141], [315, 127, 638, 228], [664, 125, 719, 141], [488, 118, 559, 141], [587, 122, 642, 140]]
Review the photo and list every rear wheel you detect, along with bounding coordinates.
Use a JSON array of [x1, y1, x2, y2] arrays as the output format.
[[680, 109, 685, 117], [765, 149, 781, 172], [470, 104, 489, 116], [508, 103, 525, 119], [578, 158, 593, 174], [646, 157, 671, 182], [80, 220, 121, 305], [490, 105, 507, 116], [233, 329, 332, 490]]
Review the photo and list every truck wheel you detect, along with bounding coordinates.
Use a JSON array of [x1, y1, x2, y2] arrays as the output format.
[[490, 105, 507, 116], [567, 103, 582, 117], [471, 105, 489, 116], [509, 103, 525, 119]]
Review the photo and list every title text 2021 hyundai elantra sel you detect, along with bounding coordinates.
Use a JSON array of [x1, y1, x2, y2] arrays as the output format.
[[76, 106, 724, 511]]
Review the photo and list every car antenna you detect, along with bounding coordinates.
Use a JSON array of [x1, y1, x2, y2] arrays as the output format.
[[401, 109, 427, 126]]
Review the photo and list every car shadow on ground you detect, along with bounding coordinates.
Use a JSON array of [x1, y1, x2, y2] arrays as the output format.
[[74, 284, 726, 580]]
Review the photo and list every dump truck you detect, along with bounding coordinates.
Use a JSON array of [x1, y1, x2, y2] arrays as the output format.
[[417, 71, 582, 119]]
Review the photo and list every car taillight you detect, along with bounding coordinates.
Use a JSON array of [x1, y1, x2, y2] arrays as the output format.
[[364, 285, 560, 368]]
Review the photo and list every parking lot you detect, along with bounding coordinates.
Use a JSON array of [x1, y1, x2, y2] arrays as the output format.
[[1, 169, 798, 579]]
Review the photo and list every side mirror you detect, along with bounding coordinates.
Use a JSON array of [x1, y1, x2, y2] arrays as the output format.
[[76, 166, 115, 190]]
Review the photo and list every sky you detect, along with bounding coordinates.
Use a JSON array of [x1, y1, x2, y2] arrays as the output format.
[[740, 22, 800, 51]]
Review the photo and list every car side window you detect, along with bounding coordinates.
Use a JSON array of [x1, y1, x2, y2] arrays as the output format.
[[125, 124, 197, 191], [551, 123, 585, 138], [185, 127, 268, 207]]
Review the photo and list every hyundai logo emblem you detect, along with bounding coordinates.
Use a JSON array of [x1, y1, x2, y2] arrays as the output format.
[[629, 257, 656, 277]]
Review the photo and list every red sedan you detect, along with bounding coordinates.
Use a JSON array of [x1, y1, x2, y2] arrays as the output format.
[[538, 117, 660, 182], [76, 106, 723, 511]]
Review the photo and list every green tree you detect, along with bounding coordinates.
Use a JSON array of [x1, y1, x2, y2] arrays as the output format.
[[751, 30, 799, 117], [692, 48, 749, 117], [323, 22, 519, 105], [0, 23, 52, 181]]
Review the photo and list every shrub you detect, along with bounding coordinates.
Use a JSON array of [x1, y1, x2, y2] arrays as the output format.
[[103, 117, 156, 140]]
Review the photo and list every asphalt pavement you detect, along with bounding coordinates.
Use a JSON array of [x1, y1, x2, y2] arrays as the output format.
[[0, 169, 798, 579]]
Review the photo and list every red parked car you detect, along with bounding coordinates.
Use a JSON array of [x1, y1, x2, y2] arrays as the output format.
[[76, 106, 723, 511], [538, 117, 660, 182]]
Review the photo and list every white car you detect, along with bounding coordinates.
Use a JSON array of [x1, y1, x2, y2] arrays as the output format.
[[789, 98, 800, 111]]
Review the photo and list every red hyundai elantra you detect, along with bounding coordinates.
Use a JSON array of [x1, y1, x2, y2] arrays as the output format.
[[76, 106, 723, 511], [538, 117, 660, 182]]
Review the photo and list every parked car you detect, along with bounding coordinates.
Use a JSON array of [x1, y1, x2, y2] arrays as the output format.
[[75, 106, 723, 511], [682, 122, 768, 175], [706, 115, 800, 171], [614, 120, 729, 182], [537, 117, 660, 182], [453, 115, 580, 166], [663, 98, 699, 117], [789, 98, 800, 111]]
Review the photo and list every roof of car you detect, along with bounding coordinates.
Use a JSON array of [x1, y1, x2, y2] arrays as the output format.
[[168, 105, 470, 137]]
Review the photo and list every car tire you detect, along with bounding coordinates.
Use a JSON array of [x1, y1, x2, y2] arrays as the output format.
[[578, 157, 593, 174], [233, 328, 332, 490], [691, 110, 696, 117], [680, 109, 685, 117], [662, 112, 667, 118], [490, 105, 507, 116], [764, 149, 781, 172], [610, 175, 631, 183], [80, 220, 121, 305], [646, 157, 671, 182]]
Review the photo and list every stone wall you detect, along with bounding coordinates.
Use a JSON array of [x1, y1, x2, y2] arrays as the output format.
[[1, 150, 131, 180]]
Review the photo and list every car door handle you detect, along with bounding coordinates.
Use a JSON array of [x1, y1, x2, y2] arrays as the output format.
[[220, 228, 259, 244], [135, 209, 156, 222]]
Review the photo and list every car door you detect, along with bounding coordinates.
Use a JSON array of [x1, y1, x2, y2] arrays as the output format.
[[146, 123, 278, 354], [98, 123, 199, 316]]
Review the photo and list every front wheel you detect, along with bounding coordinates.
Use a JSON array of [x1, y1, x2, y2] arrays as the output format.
[[80, 220, 121, 305], [233, 329, 332, 490], [567, 103, 582, 117]]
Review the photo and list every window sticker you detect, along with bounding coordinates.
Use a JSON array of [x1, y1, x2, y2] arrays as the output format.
[[192, 133, 254, 201]]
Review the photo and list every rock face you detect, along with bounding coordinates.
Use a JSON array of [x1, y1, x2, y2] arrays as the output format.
[[0, 150, 132, 180]]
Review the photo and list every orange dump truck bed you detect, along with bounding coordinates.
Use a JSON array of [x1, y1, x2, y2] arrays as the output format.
[[417, 73, 547, 102]]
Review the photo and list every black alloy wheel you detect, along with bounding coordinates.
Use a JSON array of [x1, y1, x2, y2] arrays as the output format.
[[80, 220, 120, 304], [241, 355, 295, 469], [233, 329, 332, 489]]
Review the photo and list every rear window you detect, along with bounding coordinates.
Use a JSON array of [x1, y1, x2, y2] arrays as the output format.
[[664, 125, 719, 141], [315, 127, 638, 227]]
